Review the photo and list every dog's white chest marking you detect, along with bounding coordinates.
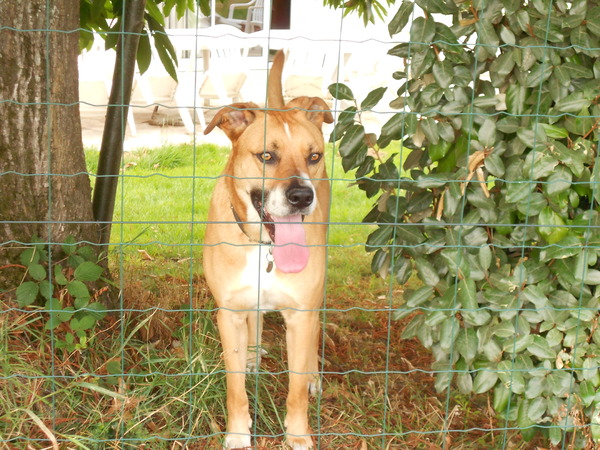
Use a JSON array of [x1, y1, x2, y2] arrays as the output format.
[[237, 246, 295, 310]]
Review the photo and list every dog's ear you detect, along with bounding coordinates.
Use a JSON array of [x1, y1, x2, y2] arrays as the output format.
[[204, 102, 260, 140], [286, 97, 334, 130]]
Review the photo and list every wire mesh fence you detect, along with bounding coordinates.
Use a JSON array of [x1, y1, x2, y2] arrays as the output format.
[[2, 0, 600, 448]]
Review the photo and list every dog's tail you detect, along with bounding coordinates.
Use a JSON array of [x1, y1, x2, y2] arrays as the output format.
[[267, 50, 285, 110]]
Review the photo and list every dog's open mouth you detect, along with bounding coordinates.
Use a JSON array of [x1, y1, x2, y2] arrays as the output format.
[[251, 195, 309, 274]]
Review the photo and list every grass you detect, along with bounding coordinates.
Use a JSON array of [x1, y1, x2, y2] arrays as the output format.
[[0, 142, 535, 449]]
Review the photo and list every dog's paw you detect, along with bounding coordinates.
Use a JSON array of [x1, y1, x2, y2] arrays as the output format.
[[286, 434, 314, 450], [224, 433, 252, 449], [308, 377, 321, 397], [246, 346, 268, 373]]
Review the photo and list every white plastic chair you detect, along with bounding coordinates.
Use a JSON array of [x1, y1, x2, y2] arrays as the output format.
[[171, 25, 252, 128], [280, 40, 339, 100], [79, 34, 137, 135], [218, 0, 264, 33]]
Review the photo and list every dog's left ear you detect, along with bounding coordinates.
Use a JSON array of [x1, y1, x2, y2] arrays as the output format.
[[287, 97, 334, 130], [204, 102, 261, 140]]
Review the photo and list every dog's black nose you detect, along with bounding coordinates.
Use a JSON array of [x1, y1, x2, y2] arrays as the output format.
[[287, 185, 314, 208]]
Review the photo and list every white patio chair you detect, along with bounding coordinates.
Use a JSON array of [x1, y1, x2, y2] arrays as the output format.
[[130, 30, 201, 133], [79, 34, 137, 135], [279, 40, 339, 100], [170, 25, 252, 128], [218, 0, 264, 33]]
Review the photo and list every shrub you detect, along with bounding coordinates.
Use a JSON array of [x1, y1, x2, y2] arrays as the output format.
[[14, 237, 108, 353], [331, 0, 600, 446]]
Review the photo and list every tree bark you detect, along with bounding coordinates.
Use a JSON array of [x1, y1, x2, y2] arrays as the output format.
[[0, 0, 100, 290]]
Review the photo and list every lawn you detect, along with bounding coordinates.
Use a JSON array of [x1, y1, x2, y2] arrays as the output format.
[[0, 142, 532, 448]]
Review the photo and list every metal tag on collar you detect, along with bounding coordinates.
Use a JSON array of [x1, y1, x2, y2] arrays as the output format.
[[266, 247, 274, 273]]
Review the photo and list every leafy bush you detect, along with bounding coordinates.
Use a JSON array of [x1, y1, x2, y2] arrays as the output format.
[[15, 237, 108, 352], [331, 0, 600, 446]]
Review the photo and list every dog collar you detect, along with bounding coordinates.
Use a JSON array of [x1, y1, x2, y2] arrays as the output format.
[[230, 204, 274, 272], [230, 204, 274, 245]]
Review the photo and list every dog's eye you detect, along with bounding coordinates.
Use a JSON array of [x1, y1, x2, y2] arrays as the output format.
[[308, 153, 322, 164], [257, 152, 276, 163]]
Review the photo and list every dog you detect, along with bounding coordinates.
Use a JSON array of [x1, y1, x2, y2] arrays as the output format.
[[203, 49, 334, 449]]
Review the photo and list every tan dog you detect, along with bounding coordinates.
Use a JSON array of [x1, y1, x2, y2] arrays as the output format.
[[203, 50, 333, 449]]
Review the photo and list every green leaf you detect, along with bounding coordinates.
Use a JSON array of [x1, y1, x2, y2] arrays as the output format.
[[16, 281, 39, 307], [473, 369, 499, 394], [388, 1, 414, 37], [20, 248, 40, 266], [338, 124, 368, 172], [67, 280, 90, 301], [151, 24, 178, 82], [432, 60, 453, 89], [539, 124, 568, 139], [410, 48, 435, 79], [410, 16, 436, 49], [528, 335, 555, 359], [39, 280, 53, 301], [478, 119, 496, 147], [366, 226, 393, 252], [505, 84, 527, 115], [554, 91, 592, 113], [28, 263, 46, 281], [525, 63, 553, 87], [54, 265, 68, 286], [429, 139, 452, 162], [538, 206, 568, 244], [476, 20, 500, 58], [74, 261, 103, 282], [420, 118, 439, 145], [87, 302, 108, 320], [72, 314, 97, 331], [405, 286, 434, 308], [360, 87, 387, 110], [136, 31, 152, 75], [328, 83, 354, 101], [414, 257, 440, 287], [456, 328, 478, 364], [145, 0, 165, 26], [580, 380, 596, 407]]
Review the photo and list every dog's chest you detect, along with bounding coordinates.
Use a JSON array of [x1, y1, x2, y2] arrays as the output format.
[[237, 246, 295, 310]]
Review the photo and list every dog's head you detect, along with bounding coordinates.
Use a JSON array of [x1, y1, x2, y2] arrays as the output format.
[[205, 50, 333, 273]]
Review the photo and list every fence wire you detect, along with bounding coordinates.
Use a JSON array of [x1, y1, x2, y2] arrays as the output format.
[[2, 1, 600, 449]]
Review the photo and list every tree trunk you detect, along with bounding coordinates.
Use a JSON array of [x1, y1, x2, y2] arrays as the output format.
[[0, 0, 100, 290]]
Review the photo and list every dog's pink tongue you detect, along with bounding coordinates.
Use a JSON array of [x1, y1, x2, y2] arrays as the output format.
[[272, 215, 309, 273]]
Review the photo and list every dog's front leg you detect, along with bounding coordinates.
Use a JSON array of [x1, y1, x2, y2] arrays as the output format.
[[282, 309, 320, 449], [217, 308, 252, 449]]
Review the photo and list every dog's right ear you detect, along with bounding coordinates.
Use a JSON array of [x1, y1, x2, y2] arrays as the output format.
[[204, 102, 260, 141]]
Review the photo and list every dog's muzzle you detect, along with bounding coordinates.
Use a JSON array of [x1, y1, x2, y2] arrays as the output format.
[[249, 182, 314, 273]]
